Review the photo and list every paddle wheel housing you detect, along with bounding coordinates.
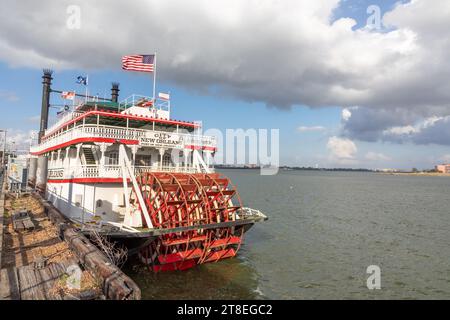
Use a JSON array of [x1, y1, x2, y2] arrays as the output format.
[[132, 172, 247, 272]]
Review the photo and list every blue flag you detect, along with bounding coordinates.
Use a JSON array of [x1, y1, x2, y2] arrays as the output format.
[[76, 75, 88, 85]]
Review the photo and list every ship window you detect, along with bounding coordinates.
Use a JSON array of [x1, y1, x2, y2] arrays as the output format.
[[75, 194, 82, 207], [162, 154, 172, 167], [107, 152, 119, 165], [135, 155, 151, 166]]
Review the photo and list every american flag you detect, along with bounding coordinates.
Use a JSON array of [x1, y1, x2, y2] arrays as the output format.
[[122, 54, 155, 72]]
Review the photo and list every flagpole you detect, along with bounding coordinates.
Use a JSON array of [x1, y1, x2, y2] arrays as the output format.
[[153, 52, 157, 101], [85, 75, 89, 103], [168, 90, 171, 111]]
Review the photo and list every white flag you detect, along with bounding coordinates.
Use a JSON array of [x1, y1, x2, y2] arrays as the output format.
[[158, 92, 170, 101]]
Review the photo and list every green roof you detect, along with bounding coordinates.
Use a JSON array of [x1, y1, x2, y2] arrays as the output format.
[[78, 101, 120, 112]]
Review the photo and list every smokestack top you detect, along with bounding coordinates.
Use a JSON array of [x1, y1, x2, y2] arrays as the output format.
[[43, 69, 53, 77], [42, 69, 53, 84], [111, 82, 120, 103]]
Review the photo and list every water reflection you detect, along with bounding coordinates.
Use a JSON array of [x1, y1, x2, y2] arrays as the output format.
[[127, 256, 263, 300]]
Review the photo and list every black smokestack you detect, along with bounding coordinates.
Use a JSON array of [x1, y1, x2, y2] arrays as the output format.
[[111, 82, 120, 103], [39, 69, 53, 143]]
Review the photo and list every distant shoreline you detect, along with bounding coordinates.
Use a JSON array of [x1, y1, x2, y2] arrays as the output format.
[[216, 166, 450, 176], [216, 166, 373, 172], [379, 172, 450, 177]]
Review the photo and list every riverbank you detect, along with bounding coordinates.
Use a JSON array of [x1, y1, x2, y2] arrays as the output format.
[[380, 172, 450, 177]]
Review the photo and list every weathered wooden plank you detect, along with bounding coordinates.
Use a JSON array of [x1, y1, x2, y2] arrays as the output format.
[[42, 258, 83, 300], [39, 263, 65, 300], [0, 267, 20, 300], [17, 264, 46, 300], [22, 219, 35, 230], [32, 193, 141, 300], [12, 211, 35, 231], [64, 228, 141, 300], [37, 266, 55, 300], [13, 220, 24, 231], [16, 265, 33, 300]]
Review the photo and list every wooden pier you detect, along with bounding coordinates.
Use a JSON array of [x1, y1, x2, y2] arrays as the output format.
[[0, 179, 141, 300]]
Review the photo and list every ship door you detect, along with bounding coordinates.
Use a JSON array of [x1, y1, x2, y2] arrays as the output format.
[[162, 153, 172, 167]]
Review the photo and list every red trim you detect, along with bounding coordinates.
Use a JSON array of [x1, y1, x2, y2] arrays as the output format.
[[185, 145, 217, 151], [48, 178, 129, 184], [42, 110, 200, 140], [185, 145, 201, 150], [31, 137, 139, 155]]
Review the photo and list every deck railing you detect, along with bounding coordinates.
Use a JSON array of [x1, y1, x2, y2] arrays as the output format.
[[47, 164, 201, 180], [31, 124, 216, 154], [119, 94, 170, 112], [44, 95, 171, 137], [44, 111, 84, 136]]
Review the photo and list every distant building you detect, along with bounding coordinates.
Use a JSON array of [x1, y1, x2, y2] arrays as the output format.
[[378, 168, 398, 173], [435, 164, 450, 173], [7, 154, 29, 187]]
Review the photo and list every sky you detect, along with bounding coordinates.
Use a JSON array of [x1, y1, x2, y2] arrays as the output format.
[[1, 0, 450, 170]]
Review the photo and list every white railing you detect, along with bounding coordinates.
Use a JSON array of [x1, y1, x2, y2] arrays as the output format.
[[47, 164, 200, 180], [45, 111, 84, 136], [238, 207, 268, 220], [31, 124, 216, 154], [83, 125, 147, 140], [119, 94, 170, 112]]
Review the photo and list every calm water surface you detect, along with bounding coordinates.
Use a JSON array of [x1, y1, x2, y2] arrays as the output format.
[[128, 170, 450, 299]]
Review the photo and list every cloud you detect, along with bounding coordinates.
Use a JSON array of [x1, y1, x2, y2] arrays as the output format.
[[365, 152, 391, 162], [327, 136, 357, 163], [2, 129, 38, 152], [343, 108, 450, 145], [0, 0, 446, 111], [0, 90, 19, 102], [27, 115, 41, 123], [437, 154, 450, 164], [336, 0, 450, 146], [341, 108, 353, 121], [297, 125, 326, 132], [2, 0, 450, 147]]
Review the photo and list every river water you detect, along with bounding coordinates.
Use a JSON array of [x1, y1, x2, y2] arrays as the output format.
[[128, 170, 450, 299]]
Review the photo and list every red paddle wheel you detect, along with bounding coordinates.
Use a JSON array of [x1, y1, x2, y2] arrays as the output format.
[[134, 172, 245, 272]]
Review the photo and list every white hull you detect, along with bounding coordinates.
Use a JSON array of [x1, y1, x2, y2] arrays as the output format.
[[47, 181, 127, 225]]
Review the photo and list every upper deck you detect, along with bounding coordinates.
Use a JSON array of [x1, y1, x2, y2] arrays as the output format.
[[30, 95, 216, 155]]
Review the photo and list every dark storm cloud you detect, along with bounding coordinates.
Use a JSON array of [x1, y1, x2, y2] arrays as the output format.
[[410, 117, 450, 146], [342, 107, 450, 146], [342, 108, 416, 142], [1, 0, 450, 145]]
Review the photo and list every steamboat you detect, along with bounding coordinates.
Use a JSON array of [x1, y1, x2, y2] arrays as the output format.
[[27, 69, 267, 272]]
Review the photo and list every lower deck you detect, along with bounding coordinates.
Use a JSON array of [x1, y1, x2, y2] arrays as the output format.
[[46, 179, 268, 235], [47, 181, 127, 225]]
